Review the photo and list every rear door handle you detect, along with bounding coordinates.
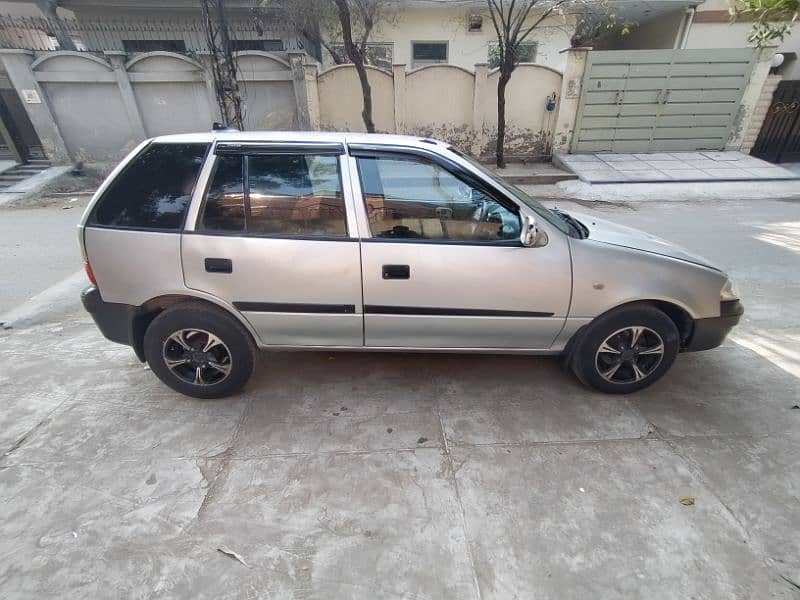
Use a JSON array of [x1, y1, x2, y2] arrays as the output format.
[[205, 258, 233, 273], [382, 264, 410, 280]]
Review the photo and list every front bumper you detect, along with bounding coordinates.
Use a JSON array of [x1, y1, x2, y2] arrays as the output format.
[[684, 300, 744, 352], [81, 286, 144, 360]]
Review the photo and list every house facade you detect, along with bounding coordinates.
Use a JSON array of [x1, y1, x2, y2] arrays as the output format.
[[684, 0, 800, 78], [0, 0, 297, 53], [321, 2, 572, 72], [321, 0, 701, 72]]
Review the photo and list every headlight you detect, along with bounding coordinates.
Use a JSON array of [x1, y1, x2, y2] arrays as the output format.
[[720, 279, 739, 302]]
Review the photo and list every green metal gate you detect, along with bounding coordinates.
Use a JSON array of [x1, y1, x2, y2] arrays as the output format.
[[572, 48, 756, 153]]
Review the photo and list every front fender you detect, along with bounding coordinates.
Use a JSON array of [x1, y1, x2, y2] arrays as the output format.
[[568, 239, 727, 320]]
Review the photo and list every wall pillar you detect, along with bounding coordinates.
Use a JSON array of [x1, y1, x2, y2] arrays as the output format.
[[0, 49, 70, 162], [288, 51, 311, 130], [104, 51, 147, 140], [552, 47, 591, 155], [303, 60, 321, 131], [471, 63, 488, 158], [727, 45, 778, 151], [392, 64, 406, 134], [741, 72, 782, 153]]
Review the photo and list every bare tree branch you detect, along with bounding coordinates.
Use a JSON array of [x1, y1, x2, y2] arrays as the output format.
[[202, 0, 244, 130], [262, 0, 392, 131], [332, 0, 376, 131], [485, 0, 609, 166]]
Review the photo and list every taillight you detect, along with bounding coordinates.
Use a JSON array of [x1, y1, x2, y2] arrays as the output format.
[[84, 261, 97, 286]]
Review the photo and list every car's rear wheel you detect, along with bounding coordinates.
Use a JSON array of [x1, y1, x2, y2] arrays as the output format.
[[571, 304, 680, 394], [144, 302, 255, 399]]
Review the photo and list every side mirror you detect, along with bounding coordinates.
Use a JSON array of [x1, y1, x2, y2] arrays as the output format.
[[521, 215, 543, 247]]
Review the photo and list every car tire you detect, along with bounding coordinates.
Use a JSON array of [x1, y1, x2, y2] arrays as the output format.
[[143, 302, 255, 399], [570, 304, 680, 395]]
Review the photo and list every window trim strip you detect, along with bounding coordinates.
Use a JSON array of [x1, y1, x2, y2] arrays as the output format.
[[242, 154, 251, 232], [360, 237, 522, 247], [215, 142, 345, 155], [182, 230, 356, 242]]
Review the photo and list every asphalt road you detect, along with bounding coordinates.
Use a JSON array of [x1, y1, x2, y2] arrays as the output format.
[[0, 202, 85, 314], [1, 196, 799, 599]]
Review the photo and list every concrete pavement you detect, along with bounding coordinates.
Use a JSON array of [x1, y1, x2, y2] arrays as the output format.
[[555, 151, 799, 183], [1, 197, 799, 599]]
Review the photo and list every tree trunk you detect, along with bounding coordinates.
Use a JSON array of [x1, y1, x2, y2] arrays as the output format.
[[496, 72, 509, 168], [353, 57, 375, 133], [332, 0, 376, 133], [36, 0, 76, 51]]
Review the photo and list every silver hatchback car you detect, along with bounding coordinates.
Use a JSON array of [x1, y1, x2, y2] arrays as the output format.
[[79, 131, 742, 398]]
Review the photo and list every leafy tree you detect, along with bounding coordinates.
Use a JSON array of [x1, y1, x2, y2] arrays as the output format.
[[729, 0, 799, 47]]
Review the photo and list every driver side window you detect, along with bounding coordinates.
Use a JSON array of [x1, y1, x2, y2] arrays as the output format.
[[356, 155, 520, 243]]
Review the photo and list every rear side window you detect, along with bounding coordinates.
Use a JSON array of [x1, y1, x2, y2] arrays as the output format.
[[88, 142, 208, 230], [201, 153, 347, 237]]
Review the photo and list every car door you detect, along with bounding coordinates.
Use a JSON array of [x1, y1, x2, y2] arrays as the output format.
[[349, 145, 572, 349], [182, 142, 364, 347]]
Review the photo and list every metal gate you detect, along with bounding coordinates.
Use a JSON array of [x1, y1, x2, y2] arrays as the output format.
[[572, 48, 756, 153], [751, 80, 800, 163]]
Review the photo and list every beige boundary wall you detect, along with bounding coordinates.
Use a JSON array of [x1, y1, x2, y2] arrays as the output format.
[[308, 61, 564, 160], [0, 45, 778, 164]]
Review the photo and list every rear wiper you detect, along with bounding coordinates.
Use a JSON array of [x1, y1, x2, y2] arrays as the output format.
[[553, 209, 588, 239]]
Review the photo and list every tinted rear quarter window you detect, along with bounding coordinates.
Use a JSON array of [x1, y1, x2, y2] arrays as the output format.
[[89, 142, 208, 230]]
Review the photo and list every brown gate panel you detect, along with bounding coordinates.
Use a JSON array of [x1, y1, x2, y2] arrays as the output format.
[[751, 80, 800, 163]]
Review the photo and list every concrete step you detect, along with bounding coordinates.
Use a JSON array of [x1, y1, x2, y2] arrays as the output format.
[[12, 168, 48, 175], [0, 162, 53, 185], [489, 161, 578, 185]]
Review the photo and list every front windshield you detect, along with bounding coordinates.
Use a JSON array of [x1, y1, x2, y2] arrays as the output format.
[[446, 147, 572, 236]]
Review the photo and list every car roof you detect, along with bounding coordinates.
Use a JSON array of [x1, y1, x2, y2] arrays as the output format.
[[150, 130, 450, 150]]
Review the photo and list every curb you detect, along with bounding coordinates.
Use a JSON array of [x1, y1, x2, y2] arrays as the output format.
[[0, 166, 72, 208], [553, 179, 800, 203]]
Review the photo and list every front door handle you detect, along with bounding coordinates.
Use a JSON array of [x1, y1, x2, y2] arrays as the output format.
[[382, 264, 410, 280], [205, 258, 233, 273]]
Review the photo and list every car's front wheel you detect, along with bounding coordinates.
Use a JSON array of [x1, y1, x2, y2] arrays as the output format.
[[144, 302, 255, 399], [571, 304, 680, 394]]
